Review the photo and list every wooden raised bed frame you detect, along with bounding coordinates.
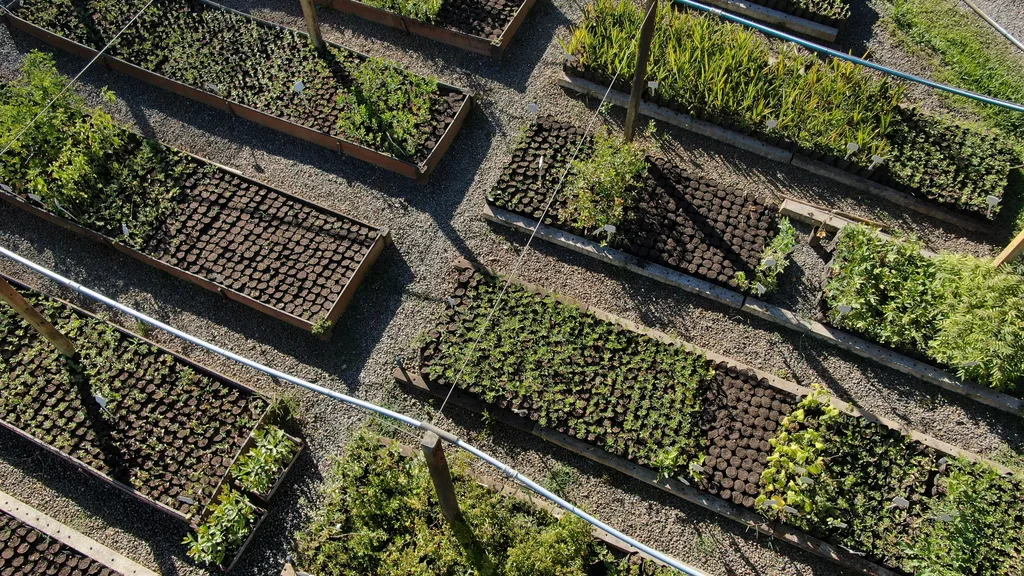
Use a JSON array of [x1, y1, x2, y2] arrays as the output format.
[[1, 0, 473, 182], [698, 0, 841, 42], [315, 0, 538, 57], [0, 150, 390, 338], [0, 275, 301, 570], [395, 258, 1014, 576]]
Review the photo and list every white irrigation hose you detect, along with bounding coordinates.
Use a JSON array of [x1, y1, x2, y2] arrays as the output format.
[[961, 0, 1024, 54], [0, 245, 709, 576]]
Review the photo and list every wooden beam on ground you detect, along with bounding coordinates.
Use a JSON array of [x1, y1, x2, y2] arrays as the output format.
[[0, 276, 76, 357], [994, 228, 1024, 268]]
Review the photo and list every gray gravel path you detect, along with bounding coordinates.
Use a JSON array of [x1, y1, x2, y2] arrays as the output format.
[[0, 1, 1022, 576]]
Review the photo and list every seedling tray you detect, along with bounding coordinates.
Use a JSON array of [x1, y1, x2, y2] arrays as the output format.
[[193, 483, 270, 573], [397, 259, 1013, 576], [227, 429, 305, 507], [0, 275, 278, 523], [0, 490, 158, 576], [698, 0, 844, 41], [0, 149, 390, 337], [558, 69, 995, 233], [316, 0, 538, 57], [2, 0, 473, 181]]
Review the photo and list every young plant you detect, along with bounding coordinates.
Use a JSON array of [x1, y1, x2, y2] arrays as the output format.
[[752, 217, 797, 294], [361, 0, 444, 22], [230, 426, 299, 495], [184, 488, 259, 567], [562, 129, 648, 231]]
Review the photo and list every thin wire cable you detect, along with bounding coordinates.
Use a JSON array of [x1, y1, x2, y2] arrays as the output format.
[[0, 0, 156, 157], [431, 0, 658, 420]]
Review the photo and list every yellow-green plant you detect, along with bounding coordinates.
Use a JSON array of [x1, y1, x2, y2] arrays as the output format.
[[362, 0, 444, 22], [563, 129, 648, 230]]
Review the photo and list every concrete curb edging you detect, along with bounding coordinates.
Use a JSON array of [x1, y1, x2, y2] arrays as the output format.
[[700, 0, 840, 41]]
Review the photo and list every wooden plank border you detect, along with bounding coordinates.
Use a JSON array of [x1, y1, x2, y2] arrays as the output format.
[[557, 72, 992, 233], [0, 490, 159, 576], [700, 0, 840, 41]]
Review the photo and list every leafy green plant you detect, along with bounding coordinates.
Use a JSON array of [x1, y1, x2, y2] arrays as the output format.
[[543, 464, 579, 498], [184, 488, 259, 567], [311, 316, 333, 337], [562, 129, 648, 231], [752, 217, 797, 293], [361, 0, 444, 22], [230, 426, 298, 495]]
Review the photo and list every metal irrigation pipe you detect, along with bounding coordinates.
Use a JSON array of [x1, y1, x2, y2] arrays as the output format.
[[674, 0, 1024, 114], [0, 245, 708, 576], [961, 0, 1024, 54]]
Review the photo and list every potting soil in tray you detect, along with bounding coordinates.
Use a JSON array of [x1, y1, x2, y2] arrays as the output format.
[[418, 265, 1024, 573], [14, 0, 467, 164], [488, 119, 780, 290], [0, 286, 268, 519], [0, 510, 121, 575]]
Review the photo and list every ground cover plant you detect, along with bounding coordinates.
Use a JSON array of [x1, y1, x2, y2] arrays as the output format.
[[293, 432, 676, 575], [563, 0, 1018, 218], [0, 53, 380, 324], [416, 265, 1024, 574], [15, 0, 468, 164], [361, 0, 444, 22], [824, 224, 1024, 393], [745, 0, 849, 27], [0, 509, 122, 575], [0, 284, 268, 519], [489, 119, 794, 293]]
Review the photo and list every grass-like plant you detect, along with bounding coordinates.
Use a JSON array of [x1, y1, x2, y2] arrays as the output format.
[[361, 0, 444, 22], [563, 129, 648, 230], [184, 488, 258, 567], [230, 425, 298, 495]]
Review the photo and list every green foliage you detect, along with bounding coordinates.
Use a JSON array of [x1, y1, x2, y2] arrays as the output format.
[[902, 460, 1024, 575], [0, 52, 187, 247], [294, 433, 666, 575], [891, 0, 1024, 142], [311, 316, 333, 337], [563, 129, 649, 230], [827, 225, 1024, 391], [753, 217, 797, 293], [184, 488, 259, 567], [422, 270, 715, 479], [335, 57, 438, 160], [790, 0, 849, 20], [361, 0, 444, 22], [230, 426, 298, 495], [542, 464, 579, 498], [758, 386, 937, 564]]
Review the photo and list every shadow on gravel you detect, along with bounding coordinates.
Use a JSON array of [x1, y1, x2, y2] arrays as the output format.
[[834, 0, 880, 58]]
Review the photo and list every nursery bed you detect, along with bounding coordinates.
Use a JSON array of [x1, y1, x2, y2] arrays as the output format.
[[698, 0, 842, 42], [0, 277, 301, 569], [488, 119, 783, 294], [0, 150, 390, 337], [315, 0, 538, 57], [558, 72, 994, 233], [397, 259, 1021, 576], [3, 0, 473, 181], [0, 490, 158, 576]]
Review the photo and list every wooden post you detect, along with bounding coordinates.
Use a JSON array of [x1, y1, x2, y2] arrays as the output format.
[[0, 277, 76, 357], [994, 229, 1024, 268], [420, 431, 463, 523], [624, 0, 658, 143], [299, 0, 325, 51]]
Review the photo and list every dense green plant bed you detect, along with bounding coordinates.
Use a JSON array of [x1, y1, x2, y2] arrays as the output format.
[[564, 0, 1018, 218], [14, 0, 467, 164], [0, 53, 382, 329], [890, 0, 1024, 143], [824, 224, 1024, 393], [415, 263, 1024, 574], [293, 432, 675, 575], [489, 119, 796, 293], [0, 509, 123, 575]]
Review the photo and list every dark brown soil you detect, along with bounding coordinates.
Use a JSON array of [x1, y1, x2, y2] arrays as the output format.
[[0, 511, 119, 575], [431, 0, 522, 40]]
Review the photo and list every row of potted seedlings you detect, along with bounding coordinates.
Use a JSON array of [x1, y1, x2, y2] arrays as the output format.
[[741, 0, 850, 28], [286, 432, 676, 576], [0, 278, 303, 570], [6, 0, 473, 180], [563, 0, 1019, 225], [314, 0, 538, 57], [0, 54, 388, 337], [823, 223, 1024, 397], [408, 262, 1024, 575], [488, 118, 798, 295], [0, 509, 122, 575]]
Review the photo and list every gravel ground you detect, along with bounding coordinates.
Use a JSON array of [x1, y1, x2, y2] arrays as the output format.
[[0, 1, 1023, 575]]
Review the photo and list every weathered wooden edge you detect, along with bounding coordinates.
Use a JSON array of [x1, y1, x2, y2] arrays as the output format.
[[0, 490, 159, 576], [741, 297, 1024, 417], [322, 228, 393, 339], [558, 72, 993, 234], [481, 202, 746, 309], [495, 0, 539, 56], [395, 367, 896, 576], [700, 0, 839, 41]]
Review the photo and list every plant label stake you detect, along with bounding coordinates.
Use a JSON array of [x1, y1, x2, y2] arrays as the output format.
[[27, 193, 42, 203], [0, 276, 77, 357], [832, 521, 849, 529], [782, 506, 800, 516], [766, 119, 779, 130], [963, 360, 980, 367], [797, 476, 814, 486], [755, 282, 767, 296], [938, 512, 955, 522], [595, 224, 616, 241], [526, 102, 539, 116], [647, 80, 659, 95], [0, 183, 10, 193], [844, 143, 860, 160], [869, 155, 885, 170], [689, 462, 705, 474], [837, 304, 853, 317], [763, 257, 777, 269], [121, 223, 131, 238], [512, 408, 528, 417], [889, 496, 909, 510], [177, 495, 196, 505], [986, 195, 1001, 218]]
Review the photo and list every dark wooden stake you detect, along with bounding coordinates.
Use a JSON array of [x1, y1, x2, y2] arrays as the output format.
[[0, 276, 76, 357], [299, 0, 325, 51], [624, 0, 658, 143]]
